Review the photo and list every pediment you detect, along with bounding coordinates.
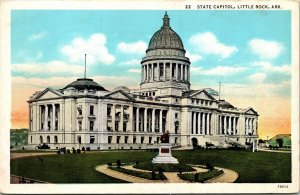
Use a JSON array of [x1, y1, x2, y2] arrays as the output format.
[[191, 90, 215, 100], [34, 88, 62, 100], [105, 90, 133, 100], [245, 108, 258, 115]]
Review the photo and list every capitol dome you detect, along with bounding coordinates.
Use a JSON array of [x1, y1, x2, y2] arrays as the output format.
[[147, 12, 185, 53], [63, 78, 107, 91]]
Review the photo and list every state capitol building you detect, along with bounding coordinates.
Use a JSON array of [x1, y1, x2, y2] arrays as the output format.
[[27, 13, 259, 150]]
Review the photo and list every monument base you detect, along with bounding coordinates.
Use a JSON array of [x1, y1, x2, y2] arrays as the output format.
[[152, 143, 179, 164]]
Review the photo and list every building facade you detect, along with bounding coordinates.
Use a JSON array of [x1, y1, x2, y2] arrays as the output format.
[[27, 13, 259, 150]]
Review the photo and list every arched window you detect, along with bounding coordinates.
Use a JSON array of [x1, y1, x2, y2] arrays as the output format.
[[54, 136, 58, 144], [40, 136, 43, 144], [47, 136, 50, 143], [77, 136, 81, 144]]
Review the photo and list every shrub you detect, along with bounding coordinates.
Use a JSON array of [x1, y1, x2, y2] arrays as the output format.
[[135, 161, 139, 165], [109, 167, 166, 180], [82, 147, 85, 151], [57, 150, 61, 154], [151, 171, 156, 180], [159, 172, 164, 181], [72, 148, 76, 154], [206, 162, 214, 171], [178, 167, 183, 174], [117, 160, 121, 168], [66, 149, 70, 154], [76, 149, 81, 154], [158, 167, 163, 174], [107, 162, 112, 167], [87, 147, 91, 151], [194, 172, 199, 182]]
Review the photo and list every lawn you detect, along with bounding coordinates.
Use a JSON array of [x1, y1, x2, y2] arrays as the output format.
[[10, 149, 291, 183]]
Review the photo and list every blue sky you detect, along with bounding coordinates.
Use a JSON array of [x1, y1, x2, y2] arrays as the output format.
[[12, 10, 291, 93]]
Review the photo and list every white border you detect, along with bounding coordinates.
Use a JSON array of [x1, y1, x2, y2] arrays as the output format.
[[0, 0, 299, 194]]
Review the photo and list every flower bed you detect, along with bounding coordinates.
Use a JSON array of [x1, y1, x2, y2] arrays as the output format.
[[109, 167, 167, 180], [134, 162, 195, 172], [178, 169, 224, 183]]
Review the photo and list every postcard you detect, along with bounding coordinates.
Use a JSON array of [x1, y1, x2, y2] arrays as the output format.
[[0, 0, 299, 194]]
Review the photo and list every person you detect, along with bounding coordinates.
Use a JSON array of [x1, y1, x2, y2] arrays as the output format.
[[160, 130, 169, 143]]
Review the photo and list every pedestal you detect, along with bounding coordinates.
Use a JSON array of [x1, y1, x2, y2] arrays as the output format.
[[152, 143, 179, 164]]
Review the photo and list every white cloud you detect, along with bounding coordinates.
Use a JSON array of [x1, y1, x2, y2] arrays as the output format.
[[191, 65, 247, 76], [12, 61, 84, 75], [186, 51, 202, 62], [29, 31, 48, 41], [253, 61, 290, 74], [128, 68, 140, 73], [119, 59, 141, 66], [189, 32, 238, 59], [117, 41, 147, 55], [248, 72, 266, 83], [61, 33, 115, 65], [248, 39, 283, 59]]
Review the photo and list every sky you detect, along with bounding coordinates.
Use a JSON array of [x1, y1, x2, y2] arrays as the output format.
[[11, 10, 291, 139]]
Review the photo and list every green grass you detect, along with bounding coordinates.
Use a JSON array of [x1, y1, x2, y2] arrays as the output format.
[[109, 166, 167, 180], [178, 169, 224, 182], [11, 149, 291, 183], [134, 162, 195, 172]]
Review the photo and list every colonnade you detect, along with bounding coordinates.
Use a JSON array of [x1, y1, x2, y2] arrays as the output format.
[[108, 104, 167, 133], [39, 104, 59, 131], [219, 115, 239, 135], [191, 112, 211, 135], [142, 62, 189, 82], [245, 118, 255, 135]]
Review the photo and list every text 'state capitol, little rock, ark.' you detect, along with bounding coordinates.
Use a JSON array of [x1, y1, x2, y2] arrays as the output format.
[[27, 13, 259, 150]]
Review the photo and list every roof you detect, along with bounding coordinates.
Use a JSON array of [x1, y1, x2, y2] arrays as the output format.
[[63, 78, 107, 91], [147, 12, 184, 52], [218, 100, 235, 109]]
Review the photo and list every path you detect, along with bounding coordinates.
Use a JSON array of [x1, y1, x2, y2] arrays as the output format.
[[258, 148, 291, 153], [10, 152, 56, 160], [96, 164, 238, 183]]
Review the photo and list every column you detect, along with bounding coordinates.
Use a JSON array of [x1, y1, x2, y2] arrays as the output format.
[[180, 64, 183, 80], [151, 64, 154, 81], [152, 108, 155, 132], [245, 118, 248, 135], [206, 113, 210, 135], [144, 108, 147, 132], [197, 112, 201, 134], [112, 104, 116, 131], [135, 107, 139, 132], [192, 112, 196, 134], [159, 110, 163, 133], [52, 104, 56, 131], [187, 66, 190, 82], [156, 64, 159, 81], [228, 116, 232, 135], [129, 105, 133, 131], [202, 112, 205, 135], [184, 65, 188, 81], [250, 118, 253, 134], [233, 117, 236, 135], [148, 64, 151, 81], [169, 64, 172, 80], [120, 105, 124, 131], [224, 116, 227, 135], [175, 63, 178, 81], [44, 105, 48, 131], [163, 63, 166, 81], [219, 115, 222, 135]]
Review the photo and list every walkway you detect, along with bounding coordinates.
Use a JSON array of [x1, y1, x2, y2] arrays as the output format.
[[95, 164, 238, 183], [258, 148, 291, 153], [11, 152, 56, 160]]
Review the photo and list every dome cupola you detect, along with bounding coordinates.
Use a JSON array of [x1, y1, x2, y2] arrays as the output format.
[[63, 78, 107, 91]]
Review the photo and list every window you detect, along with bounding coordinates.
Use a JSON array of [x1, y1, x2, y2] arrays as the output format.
[[108, 136, 112, 144], [107, 106, 111, 116], [159, 66, 163, 77], [175, 137, 178, 144], [175, 98, 178, 103], [156, 137, 160, 144], [47, 136, 50, 143], [149, 137, 152, 144], [90, 136, 95, 144], [117, 136, 120, 144], [40, 136, 43, 144], [125, 136, 128, 144], [78, 121, 82, 131], [90, 105, 94, 115], [175, 113, 178, 119], [141, 137, 144, 144], [133, 136, 136, 144], [90, 121, 94, 131], [77, 105, 82, 115], [31, 136, 32, 143], [54, 136, 58, 144], [153, 92, 155, 96], [78, 136, 81, 144]]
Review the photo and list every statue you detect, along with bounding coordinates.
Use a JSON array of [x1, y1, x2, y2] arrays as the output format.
[[160, 130, 169, 143]]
